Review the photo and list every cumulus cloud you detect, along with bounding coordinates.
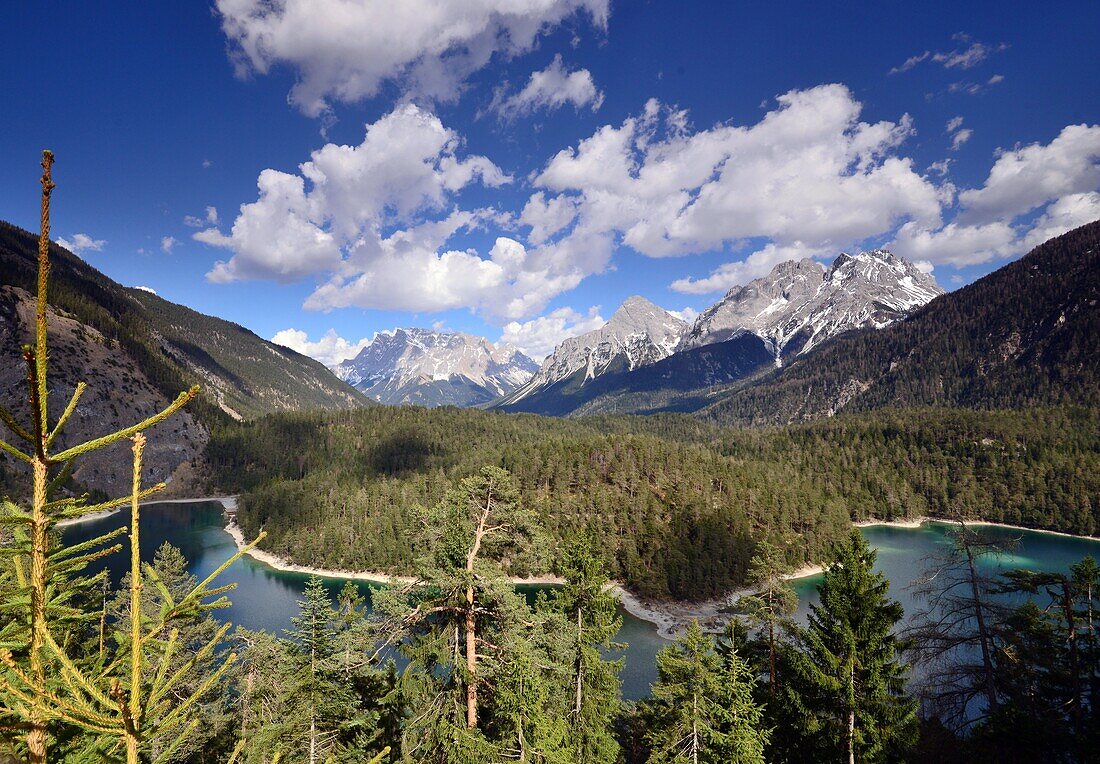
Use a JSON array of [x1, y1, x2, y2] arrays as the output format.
[[216, 0, 609, 115], [491, 55, 604, 119], [668, 306, 699, 323], [270, 327, 372, 367], [132, 285, 158, 295], [536, 85, 946, 262], [160, 236, 179, 253], [519, 191, 579, 244], [56, 233, 106, 254], [670, 242, 832, 294], [891, 220, 1019, 266], [1019, 191, 1100, 251], [197, 104, 510, 287], [498, 306, 605, 359], [891, 124, 1100, 265], [958, 124, 1100, 223]]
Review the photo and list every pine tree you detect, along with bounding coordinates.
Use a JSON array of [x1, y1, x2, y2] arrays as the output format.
[[0, 151, 264, 764], [549, 535, 623, 764], [644, 620, 767, 764], [906, 523, 1015, 729], [372, 466, 548, 762], [792, 531, 916, 763], [735, 539, 797, 697], [285, 577, 350, 764]]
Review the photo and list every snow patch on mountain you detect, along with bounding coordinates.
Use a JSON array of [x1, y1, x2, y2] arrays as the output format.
[[333, 328, 537, 407], [504, 296, 687, 403], [681, 249, 943, 361]]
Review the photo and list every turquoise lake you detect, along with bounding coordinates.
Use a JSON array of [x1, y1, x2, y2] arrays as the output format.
[[60, 502, 1100, 701]]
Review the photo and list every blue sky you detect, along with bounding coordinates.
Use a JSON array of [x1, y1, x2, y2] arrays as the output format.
[[2, 1, 1098, 362]]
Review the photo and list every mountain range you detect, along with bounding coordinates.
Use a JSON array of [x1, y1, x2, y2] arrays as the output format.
[[496, 248, 944, 416], [333, 328, 537, 407], [3, 217, 1097, 496]]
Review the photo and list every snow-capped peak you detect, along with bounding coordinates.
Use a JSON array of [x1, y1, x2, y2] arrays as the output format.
[[504, 296, 687, 402], [333, 328, 538, 407], [682, 249, 943, 359]]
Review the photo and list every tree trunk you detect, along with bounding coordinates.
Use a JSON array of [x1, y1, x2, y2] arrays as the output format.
[[27, 458, 49, 764], [965, 542, 998, 712], [768, 621, 777, 699], [1060, 581, 1083, 753], [464, 479, 494, 729], [847, 664, 856, 764], [691, 692, 699, 764], [575, 607, 584, 715]]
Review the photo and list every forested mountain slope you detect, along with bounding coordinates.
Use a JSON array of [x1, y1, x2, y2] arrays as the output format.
[[205, 405, 1099, 600], [702, 220, 1100, 426], [0, 221, 367, 495]]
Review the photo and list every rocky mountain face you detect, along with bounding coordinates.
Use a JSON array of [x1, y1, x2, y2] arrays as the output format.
[[682, 250, 944, 362], [0, 221, 367, 497], [702, 221, 1100, 426], [333, 328, 537, 407], [499, 296, 687, 407], [498, 251, 941, 416]]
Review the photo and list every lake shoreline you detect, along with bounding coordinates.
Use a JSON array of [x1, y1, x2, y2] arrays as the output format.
[[855, 516, 1100, 542], [65, 497, 1100, 640], [222, 515, 825, 639]]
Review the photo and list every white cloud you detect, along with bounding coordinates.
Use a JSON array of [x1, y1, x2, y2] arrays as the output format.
[[959, 124, 1100, 224], [891, 219, 1019, 267], [535, 85, 946, 293], [56, 233, 106, 254], [928, 159, 953, 176], [946, 116, 964, 133], [270, 328, 372, 367], [491, 55, 604, 118], [951, 128, 973, 151], [890, 37, 1007, 75], [197, 104, 509, 286], [185, 206, 219, 227], [914, 260, 935, 274], [216, 0, 609, 115], [161, 236, 179, 253], [498, 306, 605, 359], [670, 242, 831, 294], [202, 159, 212, 169], [988, 74, 1005, 86], [892, 123, 1100, 266], [1019, 191, 1100, 252], [668, 306, 699, 323], [132, 285, 158, 295], [519, 191, 579, 244]]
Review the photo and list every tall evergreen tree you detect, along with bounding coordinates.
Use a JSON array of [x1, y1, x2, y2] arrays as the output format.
[[735, 539, 797, 698], [549, 536, 623, 764], [372, 466, 552, 762], [644, 620, 767, 764], [790, 531, 916, 763]]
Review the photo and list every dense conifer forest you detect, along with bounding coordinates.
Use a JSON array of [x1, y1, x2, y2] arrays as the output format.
[[206, 404, 1100, 600]]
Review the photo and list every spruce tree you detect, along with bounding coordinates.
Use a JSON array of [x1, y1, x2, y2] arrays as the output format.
[[0, 151, 264, 764], [792, 531, 916, 763], [549, 535, 623, 764], [735, 539, 797, 697], [644, 620, 767, 764]]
